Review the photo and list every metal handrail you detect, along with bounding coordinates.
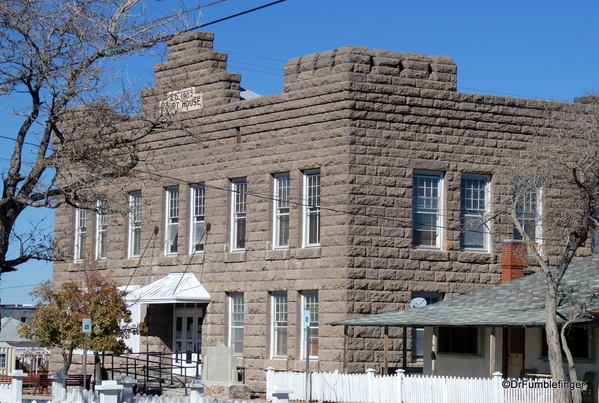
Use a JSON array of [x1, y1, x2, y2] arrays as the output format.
[[103, 352, 201, 394]]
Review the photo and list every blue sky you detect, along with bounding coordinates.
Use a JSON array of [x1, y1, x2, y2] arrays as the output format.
[[1, 0, 598, 304]]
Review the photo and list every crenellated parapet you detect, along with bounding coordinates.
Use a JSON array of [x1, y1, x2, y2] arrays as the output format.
[[283, 46, 457, 93]]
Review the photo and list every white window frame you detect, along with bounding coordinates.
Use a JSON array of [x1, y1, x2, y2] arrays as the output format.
[[0, 353, 6, 369], [460, 175, 491, 251], [303, 170, 321, 247], [190, 184, 206, 254], [300, 291, 319, 359], [96, 200, 108, 260], [231, 179, 247, 252], [271, 292, 288, 358], [74, 208, 87, 261], [412, 172, 443, 249], [229, 293, 244, 356], [128, 191, 142, 258], [274, 173, 290, 249], [514, 188, 542, 245], [165, 186, 179, 255]]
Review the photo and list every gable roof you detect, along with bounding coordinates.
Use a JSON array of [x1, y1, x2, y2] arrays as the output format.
[[331, 255, 599, 327]]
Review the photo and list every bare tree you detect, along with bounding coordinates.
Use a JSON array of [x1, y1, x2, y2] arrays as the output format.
[[500, 95, 599, 403], [0, 0, 201, 273]]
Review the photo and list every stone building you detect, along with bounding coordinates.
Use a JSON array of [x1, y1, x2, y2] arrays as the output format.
[[53, 31, 593, 391]]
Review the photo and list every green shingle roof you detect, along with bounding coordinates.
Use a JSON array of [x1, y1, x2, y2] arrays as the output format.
[[331, 254, 599, 327]]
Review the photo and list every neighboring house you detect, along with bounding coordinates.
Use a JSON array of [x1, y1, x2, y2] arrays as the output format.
[[52, 31, 598, 391], [332, 243, 599, 395], [0, 317, 49, 374], [1, 305, 38, 324]]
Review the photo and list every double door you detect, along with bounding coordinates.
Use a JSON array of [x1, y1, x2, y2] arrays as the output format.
[[173, 305, 205, 375]]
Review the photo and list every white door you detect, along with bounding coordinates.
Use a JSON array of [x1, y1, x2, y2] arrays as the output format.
[[173, 304, 204, 376]]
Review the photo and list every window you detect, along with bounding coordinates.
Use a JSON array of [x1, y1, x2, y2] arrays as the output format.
[[96, 200, 108, 260], [74, 208, 87, 261], [128, 191, 142, 258], [165, 186, 179, 255], [301, 291, 319, 358], [461, 175, 490, 250], [0, 353, 6, 369], [229, 293, 244, 355], [190, 184, 206, 253], [412, 173, 443, 248], [274, 173, 290, 248], [514, 188, 541, 244], [271, 292, 288, 357], [541, 327, 592, 360], [231, 179, 247, 251], [438, 326, 481, 355], [411, 293, 443, 361], [303, 170, 321, 247]]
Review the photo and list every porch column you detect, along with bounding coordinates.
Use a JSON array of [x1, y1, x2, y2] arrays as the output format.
[[383, 326, 389, 374], [402, 326, 407, 369], [343, 325, 348, 373], [431, 328, 437, 376], [489, 327, 496, 377]]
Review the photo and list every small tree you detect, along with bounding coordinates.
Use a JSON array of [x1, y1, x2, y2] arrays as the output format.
[[20, 266, 139, 379]]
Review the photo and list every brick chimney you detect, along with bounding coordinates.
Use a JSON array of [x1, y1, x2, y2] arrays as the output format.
[[500, 240, 528, 283]]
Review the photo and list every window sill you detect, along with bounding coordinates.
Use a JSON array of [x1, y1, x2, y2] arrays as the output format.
[[225, 252, 247, 263], [266, 249, 290, 261], [295, 248, 321, 259]]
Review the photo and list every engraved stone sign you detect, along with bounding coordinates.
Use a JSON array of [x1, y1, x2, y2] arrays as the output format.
[[160, 87, 203, 114]]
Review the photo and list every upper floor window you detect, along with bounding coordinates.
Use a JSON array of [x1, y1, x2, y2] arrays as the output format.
[[412, 172, 443, 248], [303, 170, 321, 247], [165, 186, 179, 255], [96, 200, 108, 260], [274, 173, 290, 248], [301, 291, 319, 359], [461, 175, 490, 251], [74, 208, 87, 261], [128, 191, 142, 258], [190, 184, 206, 253], [231, 179, 247, 251], [229, 293, 244, 355], [514, 188, 541, 244]]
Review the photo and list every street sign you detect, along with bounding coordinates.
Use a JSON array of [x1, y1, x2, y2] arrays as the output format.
[[304, 310, 310, 328], [82, 318, 92, 333]]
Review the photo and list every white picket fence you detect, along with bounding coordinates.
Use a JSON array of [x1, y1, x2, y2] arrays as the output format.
[[265, 368, 554, 403]]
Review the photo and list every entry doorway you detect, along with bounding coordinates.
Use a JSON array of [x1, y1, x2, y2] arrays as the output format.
[[503, 327, 525, 378], [173, 303, 206, 375]]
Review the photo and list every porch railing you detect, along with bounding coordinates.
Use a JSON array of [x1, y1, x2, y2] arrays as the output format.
[[103, 352, 201, 394]]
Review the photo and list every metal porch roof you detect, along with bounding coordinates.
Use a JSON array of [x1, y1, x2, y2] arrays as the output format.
[[125, 273, 210, 304]]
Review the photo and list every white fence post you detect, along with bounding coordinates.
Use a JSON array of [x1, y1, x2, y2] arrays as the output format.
[[366, 368, 375, 403], [95, 380, 123, 403], [188, 379, 209, 403], [492, 372, 503, 403], [10, 369, 26, 403], [50, 372, 68, 403], [395, 369, 405, 403], [118, 375, 138, 403], [266, 367, 275, 401], [272, 385, 294, 403]]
